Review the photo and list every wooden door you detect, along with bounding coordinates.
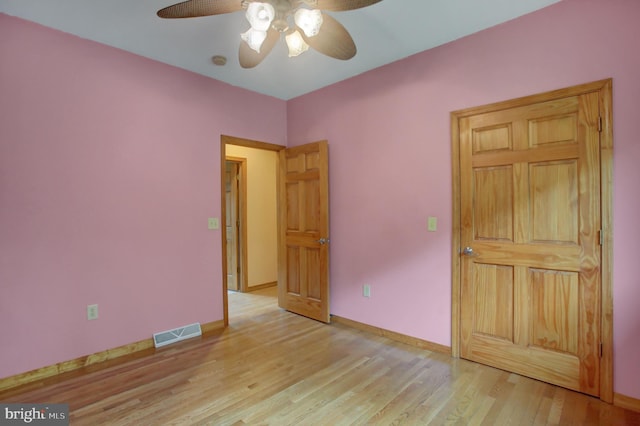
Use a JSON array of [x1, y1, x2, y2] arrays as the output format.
[[458, 92, 602, 395], [278, 141, 330, 323], [225, 161, 240, 291]]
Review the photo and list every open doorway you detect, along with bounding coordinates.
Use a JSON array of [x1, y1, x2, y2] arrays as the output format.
[[220, 135, 285, 325], [224, 158, 246, 292]]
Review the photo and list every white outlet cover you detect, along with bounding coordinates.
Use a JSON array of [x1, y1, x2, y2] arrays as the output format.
[[208, 217, 219, 230], [87, 304, 98, 320]]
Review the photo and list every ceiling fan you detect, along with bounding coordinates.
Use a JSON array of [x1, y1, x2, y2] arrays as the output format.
[[157, 0, 383, 68]]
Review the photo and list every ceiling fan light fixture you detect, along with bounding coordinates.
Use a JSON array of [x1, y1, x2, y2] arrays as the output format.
[[241, 28, 268, 53], [157, 0, 378, 67], [245, 2, 275, 32], [285, 30, 309, 57], [294, 8, 323, 37]]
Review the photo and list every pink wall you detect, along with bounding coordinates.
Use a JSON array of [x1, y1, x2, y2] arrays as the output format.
[[287, 0, 640, 399], [0, 15, 286, 379], [2, 0, 639, 402]]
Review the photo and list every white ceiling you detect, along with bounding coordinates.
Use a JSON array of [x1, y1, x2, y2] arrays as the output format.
[[0, 0, 560, 100]]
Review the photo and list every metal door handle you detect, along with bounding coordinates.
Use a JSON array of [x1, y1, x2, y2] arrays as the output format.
[[317, 238, 330, 245], [462, 246, 475, 256]]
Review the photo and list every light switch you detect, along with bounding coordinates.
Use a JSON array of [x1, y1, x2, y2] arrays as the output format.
[[363, 284, 371, 298], [87, 304, 98, 320], [208, 217, 219, 230], [428, 216, 437, 232]]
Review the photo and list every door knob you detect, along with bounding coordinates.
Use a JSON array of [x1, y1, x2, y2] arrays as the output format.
[[462, 246, 474, 256], [317, 238, 330, 245]]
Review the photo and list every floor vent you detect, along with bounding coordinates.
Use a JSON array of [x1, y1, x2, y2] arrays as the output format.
[[153, 322, 202, 348]]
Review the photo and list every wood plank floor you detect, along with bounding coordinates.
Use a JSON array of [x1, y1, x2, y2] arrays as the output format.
[[1, 287, 638, 425]]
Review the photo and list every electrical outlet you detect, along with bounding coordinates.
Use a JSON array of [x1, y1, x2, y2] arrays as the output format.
[[363, 284, 371, 298], [208, 217, 219, 230], [87, 304, 98, 320]]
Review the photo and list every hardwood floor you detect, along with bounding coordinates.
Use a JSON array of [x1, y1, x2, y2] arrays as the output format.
[[1, 287, 638, 425]]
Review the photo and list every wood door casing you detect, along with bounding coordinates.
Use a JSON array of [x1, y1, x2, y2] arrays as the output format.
[[452, 81, 613, 399], [278, 141, 330, 323], [220, 135, 285, 326]]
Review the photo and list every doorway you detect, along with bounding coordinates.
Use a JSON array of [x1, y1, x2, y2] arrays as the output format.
[[225, 158, 246, 292], [220, 135, 285, 325], [450, 79, 613, 402]]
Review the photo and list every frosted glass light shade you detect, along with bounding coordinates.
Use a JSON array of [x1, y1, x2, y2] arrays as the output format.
[[246, 2, 275, 32], [241, 28, 267, 53], [294, 9, 323, 37], [285, 30, 309, 57]]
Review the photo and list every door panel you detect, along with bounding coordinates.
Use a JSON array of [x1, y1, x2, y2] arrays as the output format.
[[530, 269, 579, 354], [473, 166, 513, 241], [278, 141, 330, 323], [459, 93, 601, 396], [472, 263, 514, 341], [530, 161, 579, 243]]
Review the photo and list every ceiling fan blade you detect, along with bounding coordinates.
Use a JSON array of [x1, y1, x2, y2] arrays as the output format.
[[315, 0, 383, 12], [301, 13, 356, 60], [157, 0, 243, 19], [239, 29, 280, 68]]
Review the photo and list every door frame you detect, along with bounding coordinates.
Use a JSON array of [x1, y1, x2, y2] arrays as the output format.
[[225, 156, 247, 292], [220, 135, 285, 326], [450, 79, 613, 402]]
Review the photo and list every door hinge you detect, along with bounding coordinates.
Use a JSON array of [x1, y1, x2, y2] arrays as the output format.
[[599, 229, 604, 246], [598, 116, 603, 133]]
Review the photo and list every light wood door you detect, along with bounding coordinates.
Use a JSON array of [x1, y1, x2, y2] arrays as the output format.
[[225, 161, 240, 291], [278, 141, 330, 323], [459, 92, 602, 395]]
